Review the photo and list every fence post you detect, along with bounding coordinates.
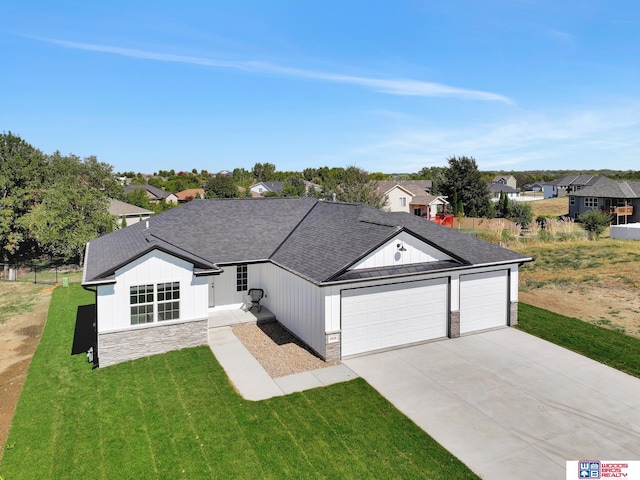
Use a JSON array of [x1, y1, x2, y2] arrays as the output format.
[[33, 260, 37, 284]]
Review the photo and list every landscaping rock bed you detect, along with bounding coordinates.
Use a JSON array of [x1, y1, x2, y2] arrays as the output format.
[[232, 322, 339, 378]]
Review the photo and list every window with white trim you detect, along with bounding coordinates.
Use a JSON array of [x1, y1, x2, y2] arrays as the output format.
[[157, 282, 180, 321], [237, 264, 248, 291], [584, 197, 598, 208], [400, 197, 406, 207], [569, 196, 575, 206], [130, 284, 154, 325], [130, 282, 180, 324]]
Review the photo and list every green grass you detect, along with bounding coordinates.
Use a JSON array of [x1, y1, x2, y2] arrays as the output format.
[[0, 282, 43, 324], [0, 285, 478, 479], [517, 303, 640, 379]]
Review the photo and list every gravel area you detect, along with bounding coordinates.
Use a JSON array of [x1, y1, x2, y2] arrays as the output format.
[[232, 322, 339, 378]]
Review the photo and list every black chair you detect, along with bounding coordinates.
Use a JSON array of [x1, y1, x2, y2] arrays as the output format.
[[247, 288, 264, 312]]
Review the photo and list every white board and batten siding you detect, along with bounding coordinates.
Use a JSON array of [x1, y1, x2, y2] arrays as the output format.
[[96, 250, 209, 333], [351, 232, 452, 270], [459, 270, 509, 334], [341, 278, 448, 357], [252, 263, 327, 358]]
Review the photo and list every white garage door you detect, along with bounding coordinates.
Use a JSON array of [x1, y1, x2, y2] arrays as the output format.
[[341, 278, 448, 357], [460, 270, 508, 334]]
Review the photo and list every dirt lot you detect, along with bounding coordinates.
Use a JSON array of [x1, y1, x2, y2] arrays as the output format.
[[0, 283, 53, 456]]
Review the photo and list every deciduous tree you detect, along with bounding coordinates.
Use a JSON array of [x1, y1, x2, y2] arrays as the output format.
[[205, 175, 239, 198], [281, 176, 306, 197], [20, 179, 114, 262], [0, 132, 47, 262]]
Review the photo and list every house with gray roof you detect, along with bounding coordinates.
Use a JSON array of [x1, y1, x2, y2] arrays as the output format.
[[82, 198, 531, 367], [108, 199, 153, 228], [569, 180, 640, 224], [123, 184, 178, 204], [556, 174, 611, 197], [488, 183, 520, 200]]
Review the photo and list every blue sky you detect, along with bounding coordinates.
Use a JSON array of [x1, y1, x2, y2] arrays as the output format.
[[2, 1, 639, 174]]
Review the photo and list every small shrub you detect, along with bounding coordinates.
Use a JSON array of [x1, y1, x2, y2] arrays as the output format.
[[578, 209, 612, 240]]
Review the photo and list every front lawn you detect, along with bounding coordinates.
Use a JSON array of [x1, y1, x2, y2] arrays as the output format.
[[517, 303, 640, 379], [0, 285, 478, 479]]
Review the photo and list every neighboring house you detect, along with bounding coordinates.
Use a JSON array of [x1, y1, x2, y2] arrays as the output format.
[[523, 182, 543, 193], [568, 180, 640, 224], [489, 183, 521, 200], [541, 180, 559, 199], [556, 175, 610, 197], [250, 181, 284, 197], [376, 180, 434, 214], [410, 193, 450, 219], [82, 198, 531, 368], [175, 188, 205, 202], [492, 175, 517, 190], [108, 199, 153, 228], [123, 184, 178, 204]]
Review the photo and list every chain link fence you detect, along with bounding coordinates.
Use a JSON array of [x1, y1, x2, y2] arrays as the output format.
[[0, 258, 82, 285]]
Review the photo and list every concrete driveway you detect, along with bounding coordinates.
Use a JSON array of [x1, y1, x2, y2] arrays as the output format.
[[344, 328, 640, 480]]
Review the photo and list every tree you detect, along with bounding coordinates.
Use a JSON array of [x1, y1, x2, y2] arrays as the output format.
[[506, 201, 533, 227], [329, 166, 388, 209], [20, 180, 114, 262], [578, 209, 612, 240], [441, 156, 491, 217], [0, 132, 48, 262], [232, 168, 252, 185], [125, 188, 152, 210], [281, 176, 306, 197], [251, 162, 276, 182], [496, 191, 510, 218], [302, 168, 317, 182], [205, 175, 239, 198], [48, 153, 121, 198]]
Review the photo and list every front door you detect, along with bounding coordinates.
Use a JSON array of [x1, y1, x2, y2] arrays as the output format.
[[208, 278, 215, 308]]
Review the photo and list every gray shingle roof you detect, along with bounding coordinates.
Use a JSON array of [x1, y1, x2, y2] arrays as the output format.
[[108, 199, 153, 216], [123, 183, 174, 199], [376, 180, 432, 195], [571, 180, 640, 198], [489, 183, 519, 194], [83, 198, 530, 285]]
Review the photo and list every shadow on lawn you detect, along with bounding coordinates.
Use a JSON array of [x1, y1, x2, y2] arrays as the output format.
[[71, 304, 96, 357]]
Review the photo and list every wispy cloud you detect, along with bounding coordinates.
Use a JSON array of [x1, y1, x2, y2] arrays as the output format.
[[35, 36, 512, 104], [343, 106, 640, 172]]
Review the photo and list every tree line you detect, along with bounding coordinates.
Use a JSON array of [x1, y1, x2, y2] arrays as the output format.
[[4, 131, 635, 264]]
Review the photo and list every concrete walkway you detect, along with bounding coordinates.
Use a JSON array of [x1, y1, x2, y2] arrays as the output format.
[[208, 326, 357, 401], [345, 328, 640, 480]]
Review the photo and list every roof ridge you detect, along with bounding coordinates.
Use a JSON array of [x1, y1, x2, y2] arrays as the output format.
[[269, 199, 320, 259]]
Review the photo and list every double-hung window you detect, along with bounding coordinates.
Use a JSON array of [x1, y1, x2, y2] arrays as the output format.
[[130, 282, 180, 324], [157, 282, 180, 321], [130, 284, 154, 325]]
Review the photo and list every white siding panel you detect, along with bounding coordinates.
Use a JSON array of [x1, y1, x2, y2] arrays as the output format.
[[341, 278, 448, 356], [259, 264, 326, 357], [98, 250, 208, 333], [384, 187, 412, 213], [460, 270, 508, 334], [351, 231, 452, 270]]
